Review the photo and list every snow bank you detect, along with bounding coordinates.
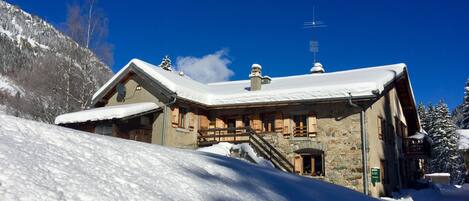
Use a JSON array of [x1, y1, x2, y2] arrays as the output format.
[[93, 58, 407, 106], [54, 102, 159, 124], [382, 184, 469, 201], [456, 129, 469, 150], [0, 114, 375, 201]]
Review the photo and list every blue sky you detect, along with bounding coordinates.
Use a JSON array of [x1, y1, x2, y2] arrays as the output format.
[[7, 0, 469, 109]]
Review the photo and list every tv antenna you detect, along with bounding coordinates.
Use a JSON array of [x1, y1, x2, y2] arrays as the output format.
[[303, 7, 327, 63]]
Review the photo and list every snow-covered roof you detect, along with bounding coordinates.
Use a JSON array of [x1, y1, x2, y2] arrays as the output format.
[[55, 102, 160, 124], [93, 58, 408, 106], [457, 129, 469, 150]]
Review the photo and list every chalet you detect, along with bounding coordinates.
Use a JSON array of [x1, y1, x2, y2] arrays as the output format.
[[55, 57, 431, 197]]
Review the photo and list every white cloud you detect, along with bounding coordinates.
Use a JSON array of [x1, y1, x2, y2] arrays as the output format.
[[175, 50, 234, 83]]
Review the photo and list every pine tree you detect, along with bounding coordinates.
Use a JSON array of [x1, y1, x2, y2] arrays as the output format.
[[461, 78, 469, 129], [418, 103, 428, 132], [427, 101, 466, 184]]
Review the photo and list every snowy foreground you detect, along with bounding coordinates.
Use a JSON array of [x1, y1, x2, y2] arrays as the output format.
[[382, 184, 469, 201], [0, 114, 375, 201]]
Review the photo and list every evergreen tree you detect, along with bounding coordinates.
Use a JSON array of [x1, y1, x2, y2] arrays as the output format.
[[418, 103, 428, 132], [461, 78, 469, 129], [427, 101, 466, 184]]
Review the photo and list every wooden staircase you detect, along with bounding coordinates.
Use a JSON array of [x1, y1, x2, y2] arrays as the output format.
[[198, 127, 294, 173]]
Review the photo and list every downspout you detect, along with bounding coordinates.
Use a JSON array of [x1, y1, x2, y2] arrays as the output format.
[[161, 95, 177, 146], [348, 93, 369, 195]]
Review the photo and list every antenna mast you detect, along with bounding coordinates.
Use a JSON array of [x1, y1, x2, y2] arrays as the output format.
[[303, 7, 326, 63]]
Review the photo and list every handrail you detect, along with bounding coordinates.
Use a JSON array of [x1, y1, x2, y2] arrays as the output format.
[[245, 127, 294, 173], [197, 127, 294, 173]]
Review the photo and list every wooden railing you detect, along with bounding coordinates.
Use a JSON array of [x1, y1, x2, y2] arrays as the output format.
[[198, 127, 294, 173], [293, 126, 308, 137]]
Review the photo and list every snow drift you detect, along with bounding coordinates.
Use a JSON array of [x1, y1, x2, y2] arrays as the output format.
[[0, 114, 375, 201]]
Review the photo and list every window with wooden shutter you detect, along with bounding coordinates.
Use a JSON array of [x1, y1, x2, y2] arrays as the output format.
[[188, 111, 195, 130], [308, 114, 317, 137], [171, 107, 179, 128], [380, 160, 387, 184], [283, 115, 291, 137], [378, 117, 383, 140], [178, 107, 188, 128], [250, 114, 261, 132], [199, 114, 209, 130], [275, 112, 284, 133]]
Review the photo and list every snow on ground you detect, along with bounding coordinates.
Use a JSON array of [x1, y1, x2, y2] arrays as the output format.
[[457, 129, 469, 150], [381, 184, 469, 201], [0, 114, 376, 201], [54, 102, 160, 124], [197, 142, 274, 168]]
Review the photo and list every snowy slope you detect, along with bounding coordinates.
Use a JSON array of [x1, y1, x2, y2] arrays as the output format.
[[0, 114, 376, 201]]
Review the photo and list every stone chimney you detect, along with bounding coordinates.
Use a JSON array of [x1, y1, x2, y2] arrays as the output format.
[[249, 64, 262, 91], [310, 62, 325, 74]]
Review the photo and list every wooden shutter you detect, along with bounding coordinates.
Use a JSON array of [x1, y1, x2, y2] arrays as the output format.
[[171, 107, 179, 128], [188, 111, 195, 130], [308, 114, 317, 135], [294, 154, 303, 174], [251, 114, 261, 132], [199, 114, 209, 130], [275, 112, 284, 133], [283, 115, 290, 134], [235, 117, 243, 133], [215, 117, 225, 128]]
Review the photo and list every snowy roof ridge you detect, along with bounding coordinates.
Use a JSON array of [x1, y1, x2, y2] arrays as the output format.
[[92, 58, 408, 106], [55, 102, 160, 124]]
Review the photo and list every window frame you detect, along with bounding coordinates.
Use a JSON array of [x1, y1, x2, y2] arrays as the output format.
[[178, 107, 188, 128], [378, 116, 384, 140]]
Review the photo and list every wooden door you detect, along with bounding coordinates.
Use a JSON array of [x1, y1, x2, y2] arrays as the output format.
[[294, 154, 303, 174]]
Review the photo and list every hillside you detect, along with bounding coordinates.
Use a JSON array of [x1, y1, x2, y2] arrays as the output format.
[[0, 114, 376, 201], [0, 0, 112, 122]]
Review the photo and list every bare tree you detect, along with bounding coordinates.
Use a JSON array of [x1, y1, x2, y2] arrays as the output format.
[[65, 0, 113, 66]]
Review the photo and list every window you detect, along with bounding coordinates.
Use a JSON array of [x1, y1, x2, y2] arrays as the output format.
[[293, 114, 307, 137], [116, 83, 126, 102], [294, 149, 325, 176], [378, 117, 384, 140], [380, 160, 387, 184], [227, 118, 236, 134], [178, 107, 188, 128], [261, 113, 275, 132], [242, 115, 250, 127], [96, 123, 113, 136]]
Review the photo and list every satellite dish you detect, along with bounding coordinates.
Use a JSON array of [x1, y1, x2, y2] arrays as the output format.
[[116, 83, 126, 102]]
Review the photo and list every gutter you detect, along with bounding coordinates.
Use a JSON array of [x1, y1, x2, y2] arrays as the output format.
[[348, 92, 371, 195], [161, 95, 177, 145]]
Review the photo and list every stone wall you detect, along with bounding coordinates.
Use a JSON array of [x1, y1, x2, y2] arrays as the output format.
[[264, 102, 365, 192]]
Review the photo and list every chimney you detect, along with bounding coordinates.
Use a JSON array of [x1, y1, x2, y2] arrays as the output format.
[[310, 62, 325, 74], [249, 64, 262, 91]]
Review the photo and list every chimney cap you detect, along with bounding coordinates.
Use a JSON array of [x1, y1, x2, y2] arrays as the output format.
[[251, 63, 262, 69], [310, 62, 325, 74]]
